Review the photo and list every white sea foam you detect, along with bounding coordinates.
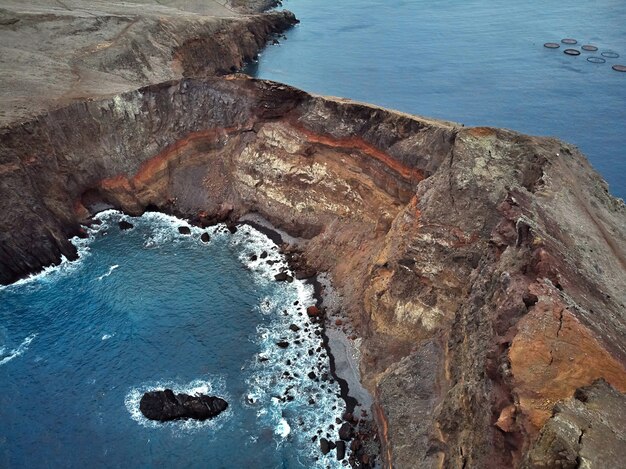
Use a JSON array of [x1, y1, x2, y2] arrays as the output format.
[[97, 264, 119, 281], [0, 333, 37, 366], [124, 376, 231, 434], [101, 334, 113, 341], [233, 224, 348, 467], [276, 418, 291, 438]]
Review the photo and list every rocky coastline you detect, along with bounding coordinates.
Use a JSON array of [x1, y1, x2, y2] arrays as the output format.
[[1, 1, 625, 468]]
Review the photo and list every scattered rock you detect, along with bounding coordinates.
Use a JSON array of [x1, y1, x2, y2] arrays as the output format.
[[226, 223, 238, 234], [178, 226, 191, 235], [307, 305, 320, 317], [276, 341, 289, 348], [274, 272, 293, 282], [200, 232, 210, 243], [289, 324, 300, 332], [320, 438, 331, 455], [139, 389, 228, 421], [260, 251, 268, 259], [336, 440, 346, 460], [339, 422, 354, 441], [118, 220, 134, 230], [308, 371, 317, 380], [250, 254, 258, 261]]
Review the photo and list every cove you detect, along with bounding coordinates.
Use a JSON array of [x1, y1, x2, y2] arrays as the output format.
[[0, 211, 345, 468]]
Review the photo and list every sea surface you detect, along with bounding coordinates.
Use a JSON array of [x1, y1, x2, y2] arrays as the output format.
[[247, 0, 626, 199], [0, 212, 344, 468]]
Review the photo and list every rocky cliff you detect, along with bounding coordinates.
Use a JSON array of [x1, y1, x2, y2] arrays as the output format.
[[1, 2, 625, 468]]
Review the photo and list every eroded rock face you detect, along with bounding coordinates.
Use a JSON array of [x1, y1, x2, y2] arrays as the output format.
[[523, 379, 626, 469], [1, 74, 625, 468], [139, 389, 228, 421]]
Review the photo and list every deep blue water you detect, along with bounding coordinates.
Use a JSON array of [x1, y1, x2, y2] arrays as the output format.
[[0, 212, 344, 468], [248, 0, 626, 199]]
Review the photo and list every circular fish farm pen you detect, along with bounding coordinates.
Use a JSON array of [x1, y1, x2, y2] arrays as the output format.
[[587, 57, 606, 64], [561, 38, 578, 44], [601, 51, 620, 58], [544, 42, 560, 49], [564, 49, 581, 56], [613, 65, 626, 72], [582, 45, 599, 52]]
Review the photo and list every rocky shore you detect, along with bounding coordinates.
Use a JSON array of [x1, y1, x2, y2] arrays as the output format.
[[1, 1, 625, 468]]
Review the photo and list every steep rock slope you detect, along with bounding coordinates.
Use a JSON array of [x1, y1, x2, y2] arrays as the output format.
[[1, 76, 625, 468]]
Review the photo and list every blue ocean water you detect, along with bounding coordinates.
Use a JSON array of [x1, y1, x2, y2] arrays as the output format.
[[0, 212, 344, 468], [247, 0, 626, 199]]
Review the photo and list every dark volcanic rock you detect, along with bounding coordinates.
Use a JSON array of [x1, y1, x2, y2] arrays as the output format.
[[274, 272, 293, 282], [200, 232, 210, 243], [276, 341, 289, 348], [139, 389, 228, 421], [178, 226, 191, 235], [118, 220, 134, 230], [320, 438, 331, 455], [339, 422, 354, 441], [336, 440, 346, 460]]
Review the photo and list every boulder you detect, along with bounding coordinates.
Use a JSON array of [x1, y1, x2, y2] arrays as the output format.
[[200, 232, 210, 243], [336, 440, 346, 460], [306, 306, 320, 317], [320, 438, 331, 455], [274, 272, 293, 282], [339, 422, 354, 441], [139, 389, 228, 421], [289, 324, 300, 332], [178, 226, 191, 235], [118, 220, 134, 230]]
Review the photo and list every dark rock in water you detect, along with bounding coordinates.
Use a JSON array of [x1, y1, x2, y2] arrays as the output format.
[[178, 226, 191, 235], [226, 223, 238, 234], [339, 422, 354, 441], [308, 371, 317, 380], [320, 438, 331, 455], [260, 250, 268, 259], [336, 440, 346, 460], [200, 232, 210, 243], [250, 254, 258, 261], [118, 220, 134, 230], [289, 324, 300, 332], [276, 341, 289, 348], [139, 389, 228, 421], [274, 272, 293, 282]]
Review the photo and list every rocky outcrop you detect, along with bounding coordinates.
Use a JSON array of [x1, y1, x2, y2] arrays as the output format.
[[139, 389, 228, 421], [1, 3, 625, 468], [1, 73, 625, 468], [522, 379, 626, 468]]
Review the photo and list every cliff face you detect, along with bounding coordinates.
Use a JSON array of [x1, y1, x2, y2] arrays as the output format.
[[1, 75, 625, 468]]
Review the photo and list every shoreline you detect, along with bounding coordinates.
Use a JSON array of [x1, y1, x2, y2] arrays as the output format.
[[239, 213, 380, 467]]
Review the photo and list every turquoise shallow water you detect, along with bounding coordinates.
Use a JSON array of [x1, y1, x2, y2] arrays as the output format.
[[247, 0, 626, 199], [0, 212, 344, 468]]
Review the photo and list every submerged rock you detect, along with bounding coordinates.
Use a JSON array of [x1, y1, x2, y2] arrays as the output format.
[[139, 389, 228, 421]]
